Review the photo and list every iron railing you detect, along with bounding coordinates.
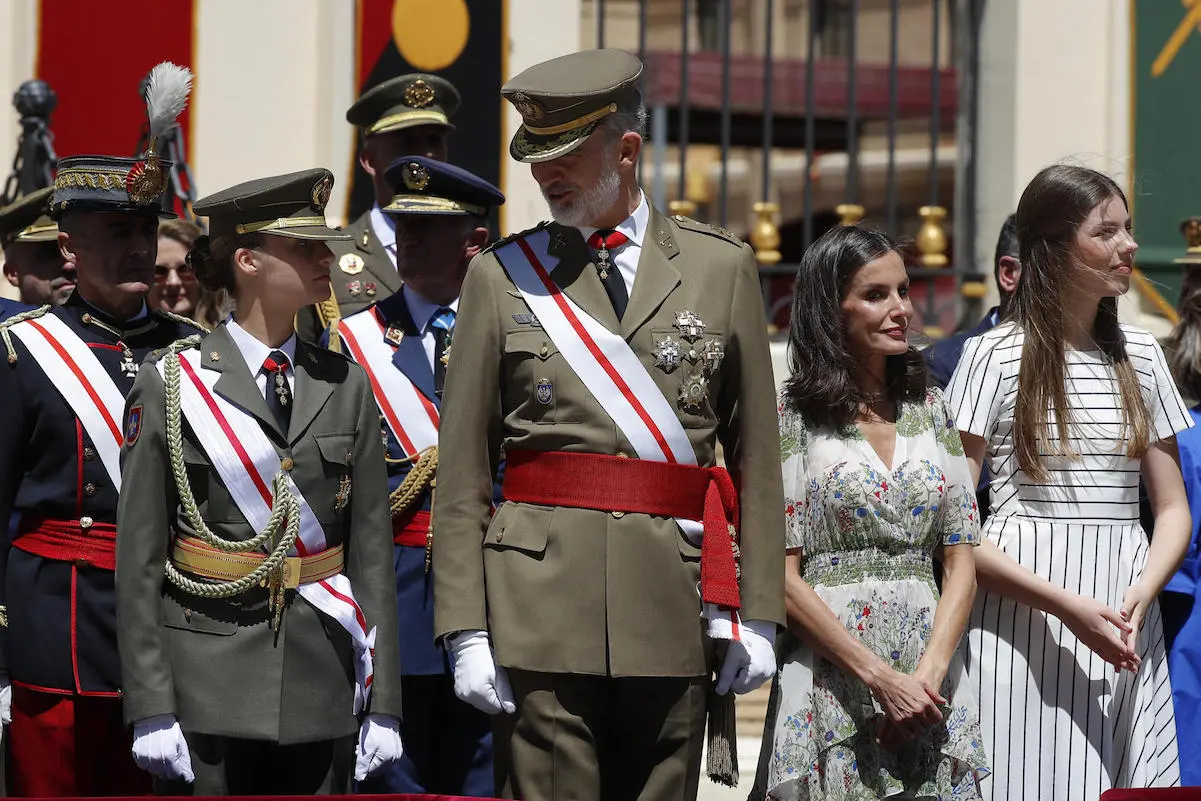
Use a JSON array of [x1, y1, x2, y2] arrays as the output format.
[[597, 0, 985, 339]]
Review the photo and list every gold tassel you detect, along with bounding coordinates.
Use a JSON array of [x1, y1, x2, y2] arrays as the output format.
[[705, 682, 739, 787]]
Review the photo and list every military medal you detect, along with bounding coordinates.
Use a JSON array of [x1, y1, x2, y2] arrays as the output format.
[[653, 336, 682, 373], [673, 310, 706, 342], [339, 253, 364, 275], [679, 372, 709, 413], [536, 377, 554, 405], [384, 326, 404, 346], [699, 339, 724, 375], [595, 242, 613, 280], [272, 370, 289, 406], [334, 473, 352, 511], [119, 346, 139, 379], [347, 280, 362, 297], [365, 281, 377, 298]]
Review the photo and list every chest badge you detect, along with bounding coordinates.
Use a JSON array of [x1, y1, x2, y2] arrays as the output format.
[[535, 376, 554, 405], [653, 336, 682, 373], [384, 326, 404, 346], [347, 280, 362, 297], [699, 339, 724, 376], [673, 310, 706, 342], [339, 253, 364, 275], [679, 372, 710, 413]]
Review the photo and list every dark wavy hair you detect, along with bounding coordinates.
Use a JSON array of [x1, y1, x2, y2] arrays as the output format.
[[781, 224, 927, 428]]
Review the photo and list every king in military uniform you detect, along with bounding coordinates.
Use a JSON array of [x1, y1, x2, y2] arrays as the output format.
[[333, 155, 504, 796], [295, 73, 460, 343], [433, 49, 785, 801], [0, 64, 202, 796]]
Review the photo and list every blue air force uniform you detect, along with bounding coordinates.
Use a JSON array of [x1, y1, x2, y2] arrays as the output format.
[[333, 156, 504, 797]]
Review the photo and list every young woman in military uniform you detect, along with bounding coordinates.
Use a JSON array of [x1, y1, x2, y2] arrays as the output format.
[[115, 168, 404, 794]]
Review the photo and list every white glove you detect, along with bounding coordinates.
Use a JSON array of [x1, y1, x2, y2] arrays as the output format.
[[449, 630, 516, 715], [715, 619, 777, 695], [354, 713, 404, 781], [131, 714, 195, 783], [0, 674, 11, 725]]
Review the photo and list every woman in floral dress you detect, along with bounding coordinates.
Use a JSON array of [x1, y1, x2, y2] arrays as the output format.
[[753, 225, 990, 800]]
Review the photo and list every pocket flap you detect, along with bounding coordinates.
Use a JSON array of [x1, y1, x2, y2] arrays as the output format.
[[314, 432, 355, 465], [504, 331, 557, 361], [484, 501, 552, 555]]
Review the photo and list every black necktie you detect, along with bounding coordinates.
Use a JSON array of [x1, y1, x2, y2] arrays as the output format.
[[587, 229, 630, 319], [262, 350, 292, 432], [430, 307, 455, 397]]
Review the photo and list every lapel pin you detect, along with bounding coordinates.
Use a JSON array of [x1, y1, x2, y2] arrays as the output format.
[[209, 351, 220, 362], [384, 326, 404, 346]]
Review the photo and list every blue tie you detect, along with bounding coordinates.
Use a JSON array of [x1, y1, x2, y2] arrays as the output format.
[[430, 307, 455, 396]]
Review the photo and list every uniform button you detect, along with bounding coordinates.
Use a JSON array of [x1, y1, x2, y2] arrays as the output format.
[[615, 451, 629, 459], [495, 529, 505, 543], [612, 510, 625, 519], [280, 457, 294, 472], [82, 447, 96, 461], [79, 516, 93, 530], [540, 343, 549, 357], [74, 558, 90, 569], [83, 482, 98, 497]]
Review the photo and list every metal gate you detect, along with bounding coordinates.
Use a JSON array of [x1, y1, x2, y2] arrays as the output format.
[[592, 0, 986, 339]]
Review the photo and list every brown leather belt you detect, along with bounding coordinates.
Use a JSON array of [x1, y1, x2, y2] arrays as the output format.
[[171, 536, 344, 589]]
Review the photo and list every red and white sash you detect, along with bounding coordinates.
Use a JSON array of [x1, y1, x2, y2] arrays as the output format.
[[336, 311, 439, 458], [157, 348, 376, 713], [493, 228, 739, 638], [9, 314, 126, 489]]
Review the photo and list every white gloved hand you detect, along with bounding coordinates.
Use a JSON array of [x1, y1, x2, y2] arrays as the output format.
[[715, 619, 777, 695], [449, 630, 516, 715], [0, 673, 11, 726], [354, 713, 404, 781], [131, 714, 195, 783]]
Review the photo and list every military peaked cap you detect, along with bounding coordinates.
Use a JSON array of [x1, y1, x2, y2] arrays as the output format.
[[192, 168, 351, 242]]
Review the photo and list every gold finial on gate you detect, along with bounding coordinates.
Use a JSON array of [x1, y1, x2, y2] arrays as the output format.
[[1175, 216, 1201, 265], [960, 281, 988, 300], [669, 199, 698, 217], [916, 205, 949, 268], [750, 202, 781, 265], [835, 203, 865, 226]]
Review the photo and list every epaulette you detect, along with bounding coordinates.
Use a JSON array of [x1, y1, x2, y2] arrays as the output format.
[[153, 308, 208, 333], [481, 221, 551, 255], [0, 305, 52, 364], [145, 333, 204, 365], [669, 214, 744, 247]]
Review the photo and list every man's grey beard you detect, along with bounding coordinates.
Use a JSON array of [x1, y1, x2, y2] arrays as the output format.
[[543, 167, 622, 228]]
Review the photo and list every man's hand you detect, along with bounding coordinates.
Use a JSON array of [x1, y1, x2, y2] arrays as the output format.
[[131, 714, 194, 783], [715, 619, 777, 695], [450, 630, 516, 715], [354, 713, 403, 781]]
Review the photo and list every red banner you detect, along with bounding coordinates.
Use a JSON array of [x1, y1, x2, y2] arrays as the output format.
[[36, 0, 194, 160]]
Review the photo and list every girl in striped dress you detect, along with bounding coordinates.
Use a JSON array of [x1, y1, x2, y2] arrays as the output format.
[[946, 164, 1192, 799]]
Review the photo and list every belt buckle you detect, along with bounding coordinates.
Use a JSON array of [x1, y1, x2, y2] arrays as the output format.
[[283, 556, 302, 589]]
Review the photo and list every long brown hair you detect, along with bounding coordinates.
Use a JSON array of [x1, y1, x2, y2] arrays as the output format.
[[1011, 164, 1151, 481], [1168, 265, 1201, 404]]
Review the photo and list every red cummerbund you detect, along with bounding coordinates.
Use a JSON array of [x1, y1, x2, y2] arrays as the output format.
[[501, 449, 743, 609], [15, 516, 116, 571], [393, 509, 431, 547]]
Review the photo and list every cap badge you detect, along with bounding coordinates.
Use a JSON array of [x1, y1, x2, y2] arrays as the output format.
[[403, 162, 430, 191], [403, 79, 436, 109], [339, 253, 364, 275], [125, 158, 167, 205], [509, 92, 544, 123], [311, 175, 333, 213]]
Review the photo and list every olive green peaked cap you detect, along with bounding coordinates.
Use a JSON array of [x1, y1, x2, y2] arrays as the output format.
[[346, 73, 460, 136], [192, 168, 351, 242], [502, 48, 643, 163], [0, 187, 58, 247]]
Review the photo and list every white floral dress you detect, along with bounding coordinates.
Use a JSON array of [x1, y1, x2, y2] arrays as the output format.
[[753, 388, 991, 801]]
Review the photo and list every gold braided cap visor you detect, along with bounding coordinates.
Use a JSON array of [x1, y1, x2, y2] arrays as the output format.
[[368, 109, 453, 136], [15, 222, 59, 242], [234, 215, 353, 241], [382, 195, 485, 216]]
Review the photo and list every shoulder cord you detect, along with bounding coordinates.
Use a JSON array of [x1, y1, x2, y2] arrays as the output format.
[[0, 305, 52, 363], [159, 336, 300, 600], [387, 445, 437, 519]]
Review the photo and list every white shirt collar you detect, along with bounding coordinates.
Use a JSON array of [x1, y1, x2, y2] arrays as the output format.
[[403, 285, 460, 336], [577, 190, 649, 248], [226, 318, 297, 373], [369, 203, 397, 251]]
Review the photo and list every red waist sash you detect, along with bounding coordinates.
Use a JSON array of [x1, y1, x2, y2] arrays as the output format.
[[393, 509, 431, 547], [15, 516, 116, 571], [501, 449, 742, 609]]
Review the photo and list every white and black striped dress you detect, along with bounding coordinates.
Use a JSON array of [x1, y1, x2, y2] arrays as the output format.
[[946, 322, 1191, 800]]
